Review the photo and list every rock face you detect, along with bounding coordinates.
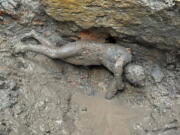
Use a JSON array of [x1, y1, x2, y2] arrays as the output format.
[[42, 0, 180, 50]]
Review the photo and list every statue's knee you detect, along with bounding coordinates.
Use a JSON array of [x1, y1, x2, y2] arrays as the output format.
[[50, 52, 59, 58], [116, 81, 124, 90]]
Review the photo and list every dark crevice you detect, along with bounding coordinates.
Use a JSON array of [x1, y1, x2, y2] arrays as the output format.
[[105, 34, 117, 43]]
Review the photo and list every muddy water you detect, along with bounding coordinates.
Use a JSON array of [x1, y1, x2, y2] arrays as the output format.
[[72, 94, 148, 135]]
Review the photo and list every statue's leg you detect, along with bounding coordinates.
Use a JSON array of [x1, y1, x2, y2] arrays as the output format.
[[105, 78, 117, 100], [114, 57, 125, 90], [104, 57, 125, 100], [15, 43, 80, 59], [20, 30, 53, 47], [102, 62, 117, 100], [30, 30, 53, 47]]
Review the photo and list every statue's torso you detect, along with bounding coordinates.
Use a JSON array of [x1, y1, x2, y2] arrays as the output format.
[[62, 41, 132, 66]]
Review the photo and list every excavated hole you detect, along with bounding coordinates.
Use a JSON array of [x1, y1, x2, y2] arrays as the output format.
[[78, 27, 118, 43]]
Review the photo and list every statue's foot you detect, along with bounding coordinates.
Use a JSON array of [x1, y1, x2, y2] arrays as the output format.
[[105, 90, 117, 100], [116, 82, 125, 90], [20, 30, 36, 40]]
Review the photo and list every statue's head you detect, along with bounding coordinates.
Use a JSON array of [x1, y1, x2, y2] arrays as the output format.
[[124, 64, 146, 87]]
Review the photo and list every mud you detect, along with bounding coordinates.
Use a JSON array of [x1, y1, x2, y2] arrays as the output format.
[[0, 0, 180, 135]]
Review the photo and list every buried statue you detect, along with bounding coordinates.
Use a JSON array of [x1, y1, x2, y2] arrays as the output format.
[[13, 30, 146, 99]]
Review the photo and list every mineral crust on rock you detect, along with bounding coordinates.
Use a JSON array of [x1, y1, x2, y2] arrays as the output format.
[[42, 0, 180, 50]]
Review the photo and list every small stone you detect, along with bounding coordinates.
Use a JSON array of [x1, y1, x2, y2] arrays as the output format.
[[81, 107, 87, 112], [151, 65, 164, 83]]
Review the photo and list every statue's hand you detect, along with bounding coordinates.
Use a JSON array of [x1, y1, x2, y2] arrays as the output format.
[[13, 42, 27, 54]]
